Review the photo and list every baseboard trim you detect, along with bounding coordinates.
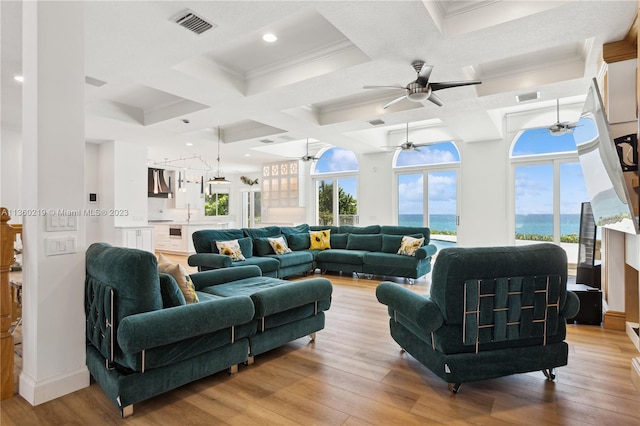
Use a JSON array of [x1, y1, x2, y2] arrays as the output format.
[[632, 357, 640, 393], [19, 365, 89, 406], [603, 310, 626, 330]]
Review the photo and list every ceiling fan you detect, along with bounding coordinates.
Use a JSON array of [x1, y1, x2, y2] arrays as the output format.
[[300, 139, 320, 162], [364, 60, 481, 109], [385, 123, 431, 152], [547, 99, 579, 136]]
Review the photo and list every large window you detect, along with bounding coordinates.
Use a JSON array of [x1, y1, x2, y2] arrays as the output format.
[[312, 147, 358, 226], [204, 188, 229, 216], [511, 129, 589, 247], [395, 141, 460, 238]]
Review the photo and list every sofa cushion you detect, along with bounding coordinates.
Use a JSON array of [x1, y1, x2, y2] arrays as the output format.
[[192, 229, 245, 253], [215, 240, 246, 261], [157, 253, 199, 304], [397, 235, 425, 256], [268, 236, 292, 254], [287, 233, 310, 250], [265, 251, 313, 268], [317, 248, 367, 264], [158, 273, 186, 307], [310, 229, 331, 250], [330, 233, 349, 249], [232, 256, 280, 274], [363, 252, 420, 268], [211, 236, 253, 259], [347, 233, 382, 251], [242, 226, 282, 239], [380, 225, 430, 241], [310, 225, 340, 233], [280, 224, 310, 236], [253, 237, 275, 256], [339, 225, 381, 234], [382, 233, 424, 253]]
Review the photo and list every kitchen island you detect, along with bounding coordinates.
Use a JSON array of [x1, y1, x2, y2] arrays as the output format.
[[151, 221, 229, 254]]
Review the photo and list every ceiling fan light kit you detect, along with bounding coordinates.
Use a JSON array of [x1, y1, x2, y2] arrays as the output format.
[[364, 60, 481, 109]]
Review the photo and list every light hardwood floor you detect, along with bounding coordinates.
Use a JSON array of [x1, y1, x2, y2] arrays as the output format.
[[2, 256, 639, 425]]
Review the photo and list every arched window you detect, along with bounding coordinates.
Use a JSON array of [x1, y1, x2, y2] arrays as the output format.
[[510, 127, 589, 255], [312, 147, 359, 226], [394, 141, 460, 240]]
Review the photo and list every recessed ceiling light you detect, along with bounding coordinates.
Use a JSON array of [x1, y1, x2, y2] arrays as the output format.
[[185, 142, 193, 146], [245, 153, 251, 157], [262, 33, 277, 43], [14, 75, 24, 83]]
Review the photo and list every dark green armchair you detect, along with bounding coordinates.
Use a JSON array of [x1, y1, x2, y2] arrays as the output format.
[[376, 243, 580, 393]]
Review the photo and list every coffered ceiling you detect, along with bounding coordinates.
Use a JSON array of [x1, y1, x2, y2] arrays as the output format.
[[1, 1, 637, 174]]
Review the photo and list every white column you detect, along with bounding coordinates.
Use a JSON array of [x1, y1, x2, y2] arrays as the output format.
[[20, 1, 89, 405]]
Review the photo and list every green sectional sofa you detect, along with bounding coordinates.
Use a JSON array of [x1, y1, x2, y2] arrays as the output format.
[[85, 243, 332, 417], [189, 224, 437, 282]]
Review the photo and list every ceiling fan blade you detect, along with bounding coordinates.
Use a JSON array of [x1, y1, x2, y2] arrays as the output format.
[[416, 64, 434, 86], [427, 92, 444, 107], [363, 85, 406, 90], [430, 80, 482, 91], [382, 95, 408, 109]]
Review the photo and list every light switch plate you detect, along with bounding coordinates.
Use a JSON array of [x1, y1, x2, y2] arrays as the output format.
[[46, 214, 79, 231], [45, 236, 77, 256]]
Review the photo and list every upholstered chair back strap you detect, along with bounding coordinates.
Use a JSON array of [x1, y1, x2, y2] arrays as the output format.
[[463, 275, 561, 353]]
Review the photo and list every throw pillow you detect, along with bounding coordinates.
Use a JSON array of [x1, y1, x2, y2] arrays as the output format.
[[268, 236, 292, 254], [309, 229, 331, 250], [397, 235, 425, 257], [287, 233, 311, 251], [157, 253, 199, 304], [215, 239, 246, 261], [211, 237, 253, 259]]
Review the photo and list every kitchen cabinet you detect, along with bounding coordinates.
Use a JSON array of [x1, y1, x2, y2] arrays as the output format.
[[115, 226, 154, 252], [153, 223, 228, 254]]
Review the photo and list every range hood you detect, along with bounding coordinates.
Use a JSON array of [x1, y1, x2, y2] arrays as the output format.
[[148, 168, 172, 198]]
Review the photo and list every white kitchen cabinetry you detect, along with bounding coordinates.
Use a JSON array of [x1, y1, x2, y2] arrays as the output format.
[[115, 226, 154, 252], [153, 225, 187, 253]]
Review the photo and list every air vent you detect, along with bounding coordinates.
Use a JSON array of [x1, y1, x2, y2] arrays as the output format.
[[172, 10, 215, 35], [260, 139, 275, 144], [516, 91, 540, 103], [368, 119, 385, 126], [278, 135, 296, 141], [85, 76, 106, 87]]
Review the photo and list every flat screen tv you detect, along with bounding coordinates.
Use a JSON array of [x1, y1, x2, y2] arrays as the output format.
[[573, 78, 639, 235]]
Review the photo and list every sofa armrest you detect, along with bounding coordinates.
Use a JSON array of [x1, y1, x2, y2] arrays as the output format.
[[376, 281, 443, 333], [189, 265, 262, 290], [250, 278, 333, 318], [188, 253, 232, 269], [117, 296, 255, 353], [415, 244, 437, 259], [562, 290, 580, 319]]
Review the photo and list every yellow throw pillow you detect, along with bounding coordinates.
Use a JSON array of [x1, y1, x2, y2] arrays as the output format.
[[397, 235, 425, 257], [216, 239, 246, 261], [309, 230, 331, 250], [157, 253, 199, 304], [268, 236, 292, 254]]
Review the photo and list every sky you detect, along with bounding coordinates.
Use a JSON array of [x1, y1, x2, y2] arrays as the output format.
[[312, 134, 600, 219]]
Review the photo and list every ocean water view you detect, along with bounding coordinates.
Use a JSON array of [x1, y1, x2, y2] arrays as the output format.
[[399, 213, 582, 237]]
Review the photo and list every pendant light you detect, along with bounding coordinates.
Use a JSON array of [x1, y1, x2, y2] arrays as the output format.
[[207, 126, 230, 185]]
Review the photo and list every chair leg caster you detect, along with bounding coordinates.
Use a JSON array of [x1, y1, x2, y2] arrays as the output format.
[[542, 368, 556, 381], [448, 383, 462, 394], [121, 405, 133, 418]]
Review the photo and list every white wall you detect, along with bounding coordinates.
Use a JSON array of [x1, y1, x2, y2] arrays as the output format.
[[0, 127, 22, 217]]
